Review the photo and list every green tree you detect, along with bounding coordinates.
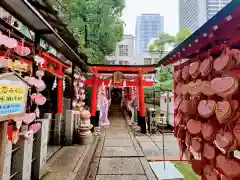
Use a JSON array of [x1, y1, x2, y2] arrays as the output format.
[[148, 28, 191, 54], [148, 33, 175, 54], [50, 0, 124, 63], [148, 28, 190, 83], [175, 28, 191, 43]]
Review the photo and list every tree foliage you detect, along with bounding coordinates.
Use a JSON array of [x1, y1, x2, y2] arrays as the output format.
[[148, 28, 191, 54], [50, 0, 125, 63], [148, 33, 175, 53], [148, 28, 191, 92], [175, 28, 191, 43]]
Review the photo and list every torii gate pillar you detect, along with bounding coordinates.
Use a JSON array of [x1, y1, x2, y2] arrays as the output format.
[[90, 68, 98, 131], [138, 69, 146, 133]]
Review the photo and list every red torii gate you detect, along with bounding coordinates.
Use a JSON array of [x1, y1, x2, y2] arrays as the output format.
[[39, 52, 71, 114], [85, 65, 156, 133]]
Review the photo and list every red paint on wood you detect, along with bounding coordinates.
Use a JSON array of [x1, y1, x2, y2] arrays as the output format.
[[138, 71, 145, 117], [89, 66, 155, 72], [84, 78, 153, 87], [90, 69, 98, 116], [57, 78, 63, 114]]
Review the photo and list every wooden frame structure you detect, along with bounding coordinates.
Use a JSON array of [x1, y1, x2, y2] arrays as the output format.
[[85, 65, 156, 133]]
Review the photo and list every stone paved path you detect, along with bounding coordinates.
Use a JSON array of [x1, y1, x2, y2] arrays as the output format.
[[87, 117, 157, 180], [136, 134, 182, 161]]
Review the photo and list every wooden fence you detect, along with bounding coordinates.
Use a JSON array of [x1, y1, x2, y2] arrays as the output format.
[[0, 117, 50, 180]]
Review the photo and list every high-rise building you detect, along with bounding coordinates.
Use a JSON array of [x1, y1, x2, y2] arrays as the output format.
[[135, 14, 164, 54], [206, 0, 231, 20], [179, 0, 231, 33]]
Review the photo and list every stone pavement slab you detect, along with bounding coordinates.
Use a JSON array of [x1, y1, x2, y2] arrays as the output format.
[[41, 137, 99, 180], [101, 146, 138, 157], [155, 142, 180, 156], [136, 136, 152, 142], [98, 158, 145, 174], [96, 175, 148, 180], [151, 135, 178, 143], [109, 127, 128, 131], [41, 172, 77, 180], [104, 138, 133, 147], [138, 141, 159, 150], [46, 146, 86, 172], [138, 140, 168, 157], [106, 131, 131, 139]]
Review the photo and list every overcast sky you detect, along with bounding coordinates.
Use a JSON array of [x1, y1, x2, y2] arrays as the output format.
[[122, 0, 179, 36]]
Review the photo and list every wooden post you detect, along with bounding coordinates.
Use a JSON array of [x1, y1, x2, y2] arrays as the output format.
[[31, 119, 50, 180], [11, 134, 33, 180], [0, 121, 10, 180], [166, 91, 170, 126], [90, 68, 98, 130], [57, 77, 63, 114]]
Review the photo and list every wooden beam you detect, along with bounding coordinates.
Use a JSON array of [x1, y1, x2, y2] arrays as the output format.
[[89, 66, 156, 72], [84, 78, 154, 87]]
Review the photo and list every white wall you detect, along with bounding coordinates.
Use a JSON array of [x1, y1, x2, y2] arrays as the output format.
[[106, 35, 135, 65]]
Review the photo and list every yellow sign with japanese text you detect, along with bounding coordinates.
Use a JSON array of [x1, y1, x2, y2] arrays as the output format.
[[0, 80, 26, 116]]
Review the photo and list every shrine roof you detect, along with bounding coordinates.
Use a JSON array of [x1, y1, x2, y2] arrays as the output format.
[[1, 0, 88, 72], [158, 0, 240, 66]]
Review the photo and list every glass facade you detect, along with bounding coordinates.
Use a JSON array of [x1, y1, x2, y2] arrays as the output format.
[[135, 14, 164, 54], [179, 0, 231, 33]]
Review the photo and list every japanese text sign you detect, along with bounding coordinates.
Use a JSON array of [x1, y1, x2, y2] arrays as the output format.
[[0, 80, 27, 120]]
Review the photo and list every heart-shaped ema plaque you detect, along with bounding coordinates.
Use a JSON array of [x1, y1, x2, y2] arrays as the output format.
[[215, 132, 233, 149], [0, 34, 18, 48], [181, 84, 189, 95], [174, 69, 181, 81], [187, 119, 202, 135], [203, 143, 215, 160], [189, 62, 200, 78], [198, 100, 216, 118], [31, 93, 46, 106], [211, 77, 235, 93], [175, 112, 183, 126], [201, 122, 215, 140], [22, 113, 36, 125], [199, 56, 213, 77], [203, 164, 218, 180], [213, 48, 231, 71], [216, 154, 240, 178], [174, 95, 182, 110], [182, 65, 189, 80], [14, 45, 31, 56], [201, 81, 215, 96], [191, 138, 201, 152], [233, 120, 240, 145], [211, 77, 238, 98], [179, 100, 189, 113], [215, 101, 232, 124], [188, 79, 202, 96]]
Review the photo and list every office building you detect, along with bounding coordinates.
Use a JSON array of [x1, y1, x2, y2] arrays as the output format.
[[179, 0, 231, 33], [206, 0, 231, 20], [135, 14, 164, 54]]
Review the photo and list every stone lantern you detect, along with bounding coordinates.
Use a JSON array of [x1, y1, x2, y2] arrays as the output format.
[[77, 109, 93, 144]]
